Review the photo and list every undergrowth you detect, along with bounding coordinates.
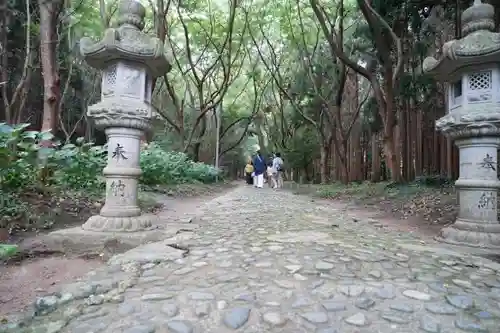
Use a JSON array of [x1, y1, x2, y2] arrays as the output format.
[[286, 176, 457, 224], [0, 123, 222, 231], [287, 175, 453, 201]]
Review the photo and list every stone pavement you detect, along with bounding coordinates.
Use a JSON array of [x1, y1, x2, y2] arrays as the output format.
[[5, 185, 500, 333]]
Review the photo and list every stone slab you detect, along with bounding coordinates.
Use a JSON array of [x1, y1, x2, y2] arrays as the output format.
[[107, 239, 186, 265]]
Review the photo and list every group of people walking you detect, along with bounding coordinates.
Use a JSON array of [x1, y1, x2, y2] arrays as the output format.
[[244, 151, 284, 189]]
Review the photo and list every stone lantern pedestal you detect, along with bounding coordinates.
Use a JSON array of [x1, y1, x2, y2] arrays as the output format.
[[79, 0, 170, 232], [424, 0, 500, 249]]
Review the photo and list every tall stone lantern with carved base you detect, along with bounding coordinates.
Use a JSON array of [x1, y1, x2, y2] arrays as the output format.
[[423, 0, 500, 249], [79, 0, 170, 232]]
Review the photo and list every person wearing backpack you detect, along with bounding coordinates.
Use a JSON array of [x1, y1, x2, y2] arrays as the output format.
[[272, 152, 284, 189]]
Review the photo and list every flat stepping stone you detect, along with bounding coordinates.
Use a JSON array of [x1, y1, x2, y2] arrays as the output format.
[[338, 285, 364, 297], [292, 297, 313, 308], [255, 261, 273, 268], [235, 293, 256, 302], [389, 302, 414, 313], [262, 312, 287, 327], [446, 295, 473, 309], [224, 307, 251, 329], [300, 311, 328, 324], [315, 261, 334, 270], [455, 318, 489, 332], [376, 285, 396, 299], [452, 279, 472, 288], [194, 303, 210, 317], [475, 311, 494, 319], [420, 315, 441, 333], [355, 297, 375, 310], [294, 273, 308, 280], [321, 300, 346, 312], [345, 312, 368, 327], [166, 321, 193, 333], [273, 280, 296, 289], [427, 282, 448, 293], [317, 329, 340, 333], [381, 312, 410, 324], [368, 270, 382, 278], [285, 265, 302, 273], [161, 303, 179, 317], [402, 290, 431, 301], [140, 293, 174, 301], [188, 292, 215, 301], [173, 267, 196, 275], [124, 325, 155, 333], [192, 261, 208, 267], [425, 302, 459, 315]]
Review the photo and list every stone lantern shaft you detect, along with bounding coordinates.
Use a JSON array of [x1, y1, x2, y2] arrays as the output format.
[[79, 0, 170, 232], [423, 0, 500, 249]]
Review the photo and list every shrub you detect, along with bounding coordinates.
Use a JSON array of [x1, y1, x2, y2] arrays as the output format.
[[0, 123, 221, 194], [414, 174, 453, 187], [49, 138, 107, 192], [140, 143, 221, 185], [0, 123, 49, 190], [0, 124, 222, 229]]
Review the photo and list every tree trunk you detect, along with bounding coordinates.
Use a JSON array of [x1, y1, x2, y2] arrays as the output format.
[[415, 109, 423, 176], [337, 140, 349, 184], [350, 121, 362, 182], [371, 132, 381, 182], [320, 142, 330, 184], [39, 0, 61, 133], [383, 133, 400, 182]]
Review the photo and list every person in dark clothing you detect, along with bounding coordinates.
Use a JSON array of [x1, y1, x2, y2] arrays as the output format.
[[252, 150, 266, 188]]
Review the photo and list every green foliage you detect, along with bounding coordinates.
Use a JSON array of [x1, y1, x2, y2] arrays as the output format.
[[140, 143, 222, 185], [0, 123, 52, 190], [413, 174, 453, 188], [49, 140, 107, 191], [0, 124, 221, 226], [0, 244, 18, 258], [290, 180, 424, 201], [282, 126, 320, 170], [362, 96, 382, 132], [314, 181, 400, 199]]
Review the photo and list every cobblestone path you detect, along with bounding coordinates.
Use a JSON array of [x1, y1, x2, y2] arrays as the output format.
[[7, 186, 500, 333]]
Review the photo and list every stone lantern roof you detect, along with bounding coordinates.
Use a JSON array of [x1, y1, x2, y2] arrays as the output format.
[[423, 0, 500, 81], [80, 0, 171, 78]]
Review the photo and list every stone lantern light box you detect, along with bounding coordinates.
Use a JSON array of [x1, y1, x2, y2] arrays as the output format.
[[447, 66, 499, 113], [101, 62, 153, 109], [423, 0, 500, 249]]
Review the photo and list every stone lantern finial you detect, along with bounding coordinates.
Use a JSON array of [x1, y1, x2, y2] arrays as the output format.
[[117, 0, 146, 30], [461, 0, 495, 36]]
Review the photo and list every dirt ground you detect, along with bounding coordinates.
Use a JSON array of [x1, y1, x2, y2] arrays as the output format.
[[288, 181, 458, 238], [0, 183, 235, 322], [0, 258, 102, 319]]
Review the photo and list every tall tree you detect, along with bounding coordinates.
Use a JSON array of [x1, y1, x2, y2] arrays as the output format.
[[310, 0, 403, 181], [39, 0, 63, 134]]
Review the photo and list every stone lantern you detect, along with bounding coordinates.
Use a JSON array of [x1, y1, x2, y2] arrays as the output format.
[[79, 0, 170, 232], [423, 0, 500, 249]]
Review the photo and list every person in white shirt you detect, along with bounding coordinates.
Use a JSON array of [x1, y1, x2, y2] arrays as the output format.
[[272, 152, 284, 188], [267, 163, 277, 188]]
